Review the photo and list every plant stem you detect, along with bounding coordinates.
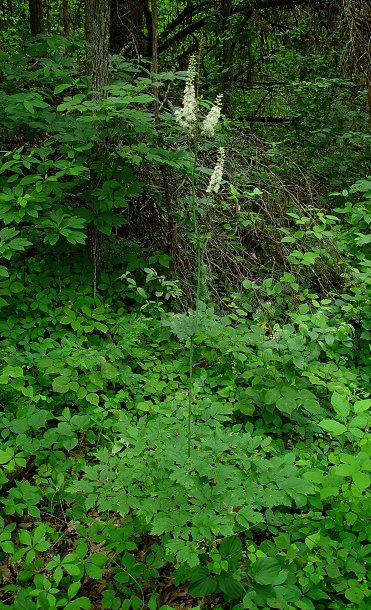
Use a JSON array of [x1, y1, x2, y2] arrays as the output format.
[[188, 140, 201, 458]]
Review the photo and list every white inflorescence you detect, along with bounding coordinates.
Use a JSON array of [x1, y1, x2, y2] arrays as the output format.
[[201, 93, 223, 136], [174, 55, 198, 131], [206, 147, 225, 194]]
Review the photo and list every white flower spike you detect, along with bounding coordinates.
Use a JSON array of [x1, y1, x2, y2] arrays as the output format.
[[202, 93, 223, 137], [174, 55, 198, 132], [206, 147, 225, 194]]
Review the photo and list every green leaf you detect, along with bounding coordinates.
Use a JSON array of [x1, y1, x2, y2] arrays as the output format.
[[264, 388, 280, 405], [276, 397, 297, 414], [1, 540, 15, 553], [237, 506, 264, 528], [101, 362, 119, 380], [219, 536, 243, 564], [352, 471, 370, 491], [131, 94, 154, 103], [13, 592, 37, 609], [0, 448, 14, 464], [64, 563, 82, 576], [274, 584, 301, 603], [88, 553, 107, 567], [356, 234, 371, 245], [189, 568, 217, 597], [320, 486, 340, 499], [33, 524, 46, 543], [166, 540, 199, 567], [348, 427, 364, 439], [159, 254, 170, 268], [28, 505, 40, 518], [85, 562, 102, 579], [86, 393, 99, 406], [35, 540, 50, 552], [318, 419, 347, 435], [331, 392, 350, 418], [54, 83, 71, 94], [305, 531, 321, 550], [12, 548, 27, 563], [218, 573, 244, 599], [64, 598, 91, 610], [345, 587, 364, 603], [350, 413, 368, 428], [137, 286, 146, 298], [23, 100, 35, 114], [334, 464, 354, 476], [353, 399, 371, 413], [4, 365, 23, 378], [18, 530, 32, 546], [52, 376, 71, 394], [75, 542, 88, 559], [251, 557, 281, 585], [151, 514, 173, 535], [53, 565, 63, 585]]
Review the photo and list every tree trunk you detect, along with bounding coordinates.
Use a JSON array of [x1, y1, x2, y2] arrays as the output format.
[[62, 0, 70, 37], [85, 0, 111, 273], [109, 0, 145, 57], [28, 0, 44, 35], [85, 0, 110, 98], [150, 0, 174, 254], [221, 0, 233, 117]]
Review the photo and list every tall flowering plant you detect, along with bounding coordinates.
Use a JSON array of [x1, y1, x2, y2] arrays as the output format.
[[174, 56, 225, 456]]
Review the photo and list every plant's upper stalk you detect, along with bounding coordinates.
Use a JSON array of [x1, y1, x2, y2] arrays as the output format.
[[173, 55, 225, 457]]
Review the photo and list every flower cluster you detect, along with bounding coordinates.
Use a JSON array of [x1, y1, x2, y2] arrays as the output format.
[[206, 147, 225, 194], [174, 57, 225, 195], [202, 93, 223, 137], [174, 55, 198, 131]]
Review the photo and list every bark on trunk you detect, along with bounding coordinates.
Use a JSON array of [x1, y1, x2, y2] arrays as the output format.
[[85, 0, 111, 271], [85, 0, 110, 98], [221, 0, 233, 117], [28, 0, 44, 35], [62, 0, 70, 37]]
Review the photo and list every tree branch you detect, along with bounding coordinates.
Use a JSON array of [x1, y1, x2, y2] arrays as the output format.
[[159, 16, 207, 52], [237, 115, 300, 123], [158, 0, 313, 53], [161, 2, 209, 37]]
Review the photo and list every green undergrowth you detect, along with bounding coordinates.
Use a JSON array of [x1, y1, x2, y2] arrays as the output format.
[[0, 250, 370, 610], [0, 33, 370, 610]]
